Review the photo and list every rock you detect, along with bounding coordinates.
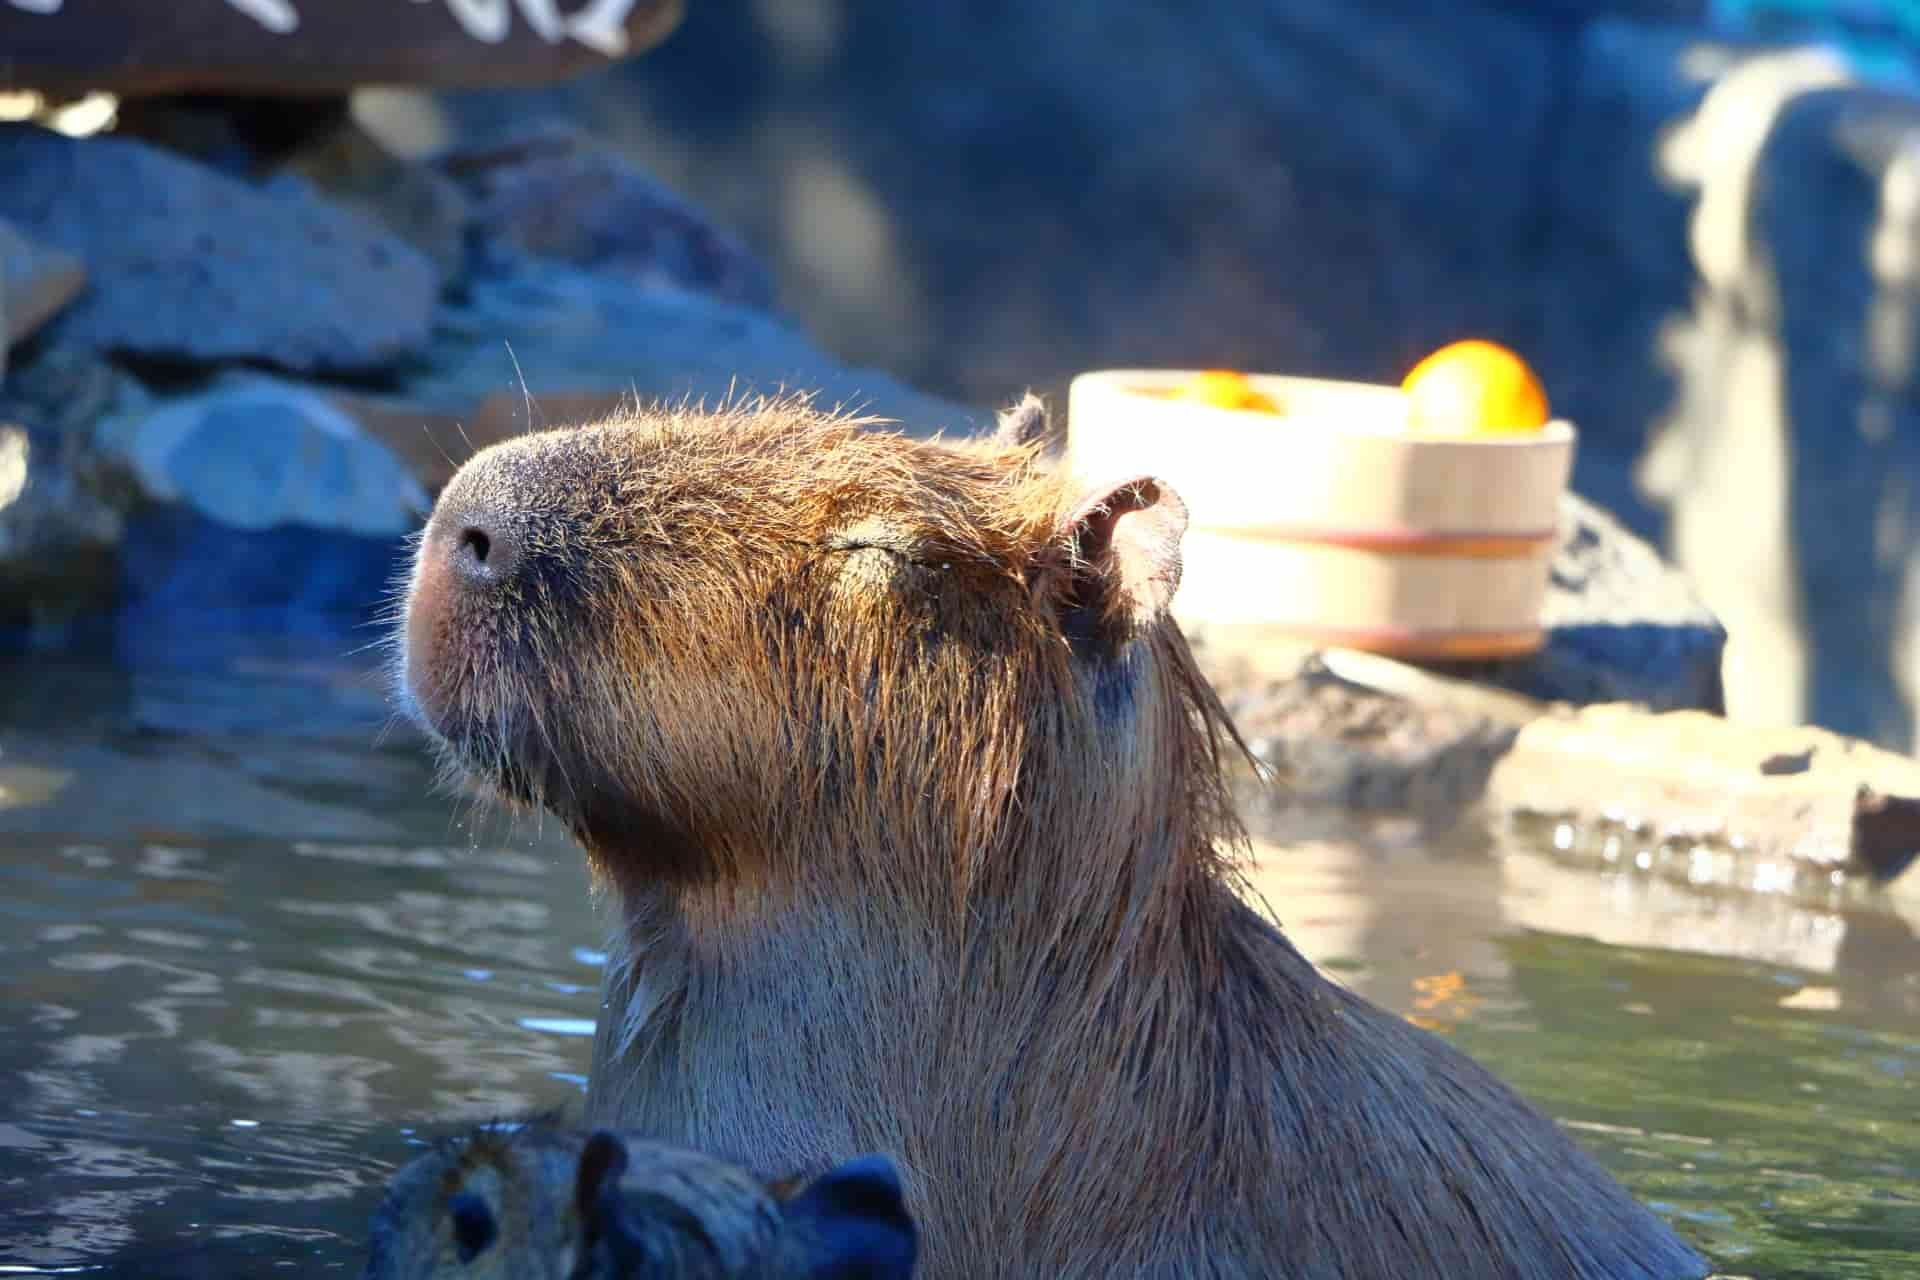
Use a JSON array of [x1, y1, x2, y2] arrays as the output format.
[[1217, 642, 1920, 882], [438, 0, 1560, 407], [96, 375, 429, 538], [112, 97, 473, 277], [0, 349, 151, 626], [279, 118, 472, 278], [0, 0, 686, 99], [1643, 69, 1920, 750], [376, 259, 985, 462], [0, 123, 439, 374], [436, 122, 776, 311], [47, 373, 435, 647], [0, 220, 87, 362], [1489, 704, 1920, 880], [1217, 656, 1520, 821], [337, 387, 632, 493], [1749, 82, 1920, 750], [1430, 493, 1728, 713], [111, 504, 411, 654], [1532, 19, 1740, 531]]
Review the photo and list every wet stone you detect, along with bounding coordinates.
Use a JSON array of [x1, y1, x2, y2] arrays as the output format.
[[1427, 494, 1728, 714], [0, 124, 440, 374], [99, 375, 429, 538], [0, 219, 87, 369], [437, 122, 779, 311]]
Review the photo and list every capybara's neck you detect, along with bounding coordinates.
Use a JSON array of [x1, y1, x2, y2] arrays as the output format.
[[585, 778, 1255, 1130], [586, 823, 1263, 1232], [589, 861, 1702, 1280]]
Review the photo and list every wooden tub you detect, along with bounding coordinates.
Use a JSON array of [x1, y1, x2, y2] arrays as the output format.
[[1064, 369, 1577, 660]]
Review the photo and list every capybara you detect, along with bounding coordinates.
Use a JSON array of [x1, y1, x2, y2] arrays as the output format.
[[397, 393, 1711, 1279], [361, 1116, 916, 1278]]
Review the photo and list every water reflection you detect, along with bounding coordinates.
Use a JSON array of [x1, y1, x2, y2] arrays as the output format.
[[0, 653, 1915, 1276], [1238, 809, 1920, 1277], [0, 654, 605, 1274]]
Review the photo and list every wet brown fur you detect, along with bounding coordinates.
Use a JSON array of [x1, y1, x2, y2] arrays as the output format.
[[360, 1116, 911, 1279], [398, 394, 1710, 1280]]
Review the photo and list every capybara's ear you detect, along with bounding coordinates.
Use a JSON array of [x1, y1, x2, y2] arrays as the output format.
[[574, 1129, 632, 1220], [781, 1154, 918, 1278], [990, 391, 1056, 452], [1056, 474, 1190, 634]]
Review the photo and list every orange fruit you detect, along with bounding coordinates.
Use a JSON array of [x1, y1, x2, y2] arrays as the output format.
[[1167, 369, 1281, 414], [1400, 340, 1550, 435]]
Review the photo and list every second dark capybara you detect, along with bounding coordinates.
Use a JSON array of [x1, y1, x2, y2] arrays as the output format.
[[361, 1116, 916, 1278], [396, 393, 1711, 1280]]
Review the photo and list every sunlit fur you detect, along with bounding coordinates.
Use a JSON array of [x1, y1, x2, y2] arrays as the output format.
[[396, 394, 1709, 1280]]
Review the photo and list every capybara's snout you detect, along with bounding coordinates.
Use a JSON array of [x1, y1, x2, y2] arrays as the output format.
[[398, 427, 606, 740], [433, 504, 524, 594], [404, 488, 523, 713]]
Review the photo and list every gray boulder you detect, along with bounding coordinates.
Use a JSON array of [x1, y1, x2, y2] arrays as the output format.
[[436, 122, 778, 311], [1641, 62, 1920, 751], [0, 124, 440, 374], [97, 375, 429, 538], [1435, 493, 1727, 713], [436, 0, 1560, 409], [0, 349, 151, 625], [28, 371, 433, 645], [0, 219, 87, 376], [1531, 19, 1730, 532], [1752, 83, 1920, 751], [392, 260, 985, 439], [1217, 660, 1520, 820], [278, 120, 473, 279]]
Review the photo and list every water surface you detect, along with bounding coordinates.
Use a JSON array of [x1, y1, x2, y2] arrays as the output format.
[[0, 649, 1915, 1277]]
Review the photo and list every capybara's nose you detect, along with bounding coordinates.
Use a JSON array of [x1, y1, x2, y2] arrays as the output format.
[[445, 513, 521, 589]]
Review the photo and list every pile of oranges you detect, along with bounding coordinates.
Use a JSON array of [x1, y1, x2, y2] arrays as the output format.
[[1162, 339, 1551, 437]]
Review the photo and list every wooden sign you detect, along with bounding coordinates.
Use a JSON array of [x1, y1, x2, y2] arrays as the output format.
[[0, 0, 685, 98]]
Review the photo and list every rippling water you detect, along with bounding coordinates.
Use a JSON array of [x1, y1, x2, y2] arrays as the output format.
[[0, 648, 1916, 1277]]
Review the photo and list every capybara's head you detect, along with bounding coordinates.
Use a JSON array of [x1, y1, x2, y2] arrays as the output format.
[[397, 394, 1242, 889], [361, 1121, 916, 1279]]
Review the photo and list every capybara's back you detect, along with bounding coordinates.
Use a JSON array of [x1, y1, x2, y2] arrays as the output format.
[[396, 394, 1712, 1279], [360, 1118, 915, 1278]]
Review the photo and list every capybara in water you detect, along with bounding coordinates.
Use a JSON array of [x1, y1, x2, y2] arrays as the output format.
[[397, 393, 1711, 1279], [361, 1116, 916, 1278]]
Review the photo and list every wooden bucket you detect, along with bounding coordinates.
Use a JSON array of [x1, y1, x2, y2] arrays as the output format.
[[1064, 369, 1578, 660]]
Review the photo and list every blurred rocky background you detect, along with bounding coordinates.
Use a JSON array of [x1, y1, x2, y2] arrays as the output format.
[[5, 0, 1920, 755]]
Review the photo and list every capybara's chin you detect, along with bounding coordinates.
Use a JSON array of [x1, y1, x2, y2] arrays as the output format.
[[395, 425, 662, 853]]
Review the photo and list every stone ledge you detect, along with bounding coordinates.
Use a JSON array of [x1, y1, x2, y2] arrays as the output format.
[[1207, 645, 1920, 882]]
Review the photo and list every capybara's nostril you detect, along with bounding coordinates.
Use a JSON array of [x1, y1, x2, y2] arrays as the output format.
[[448, 516, 520, 587]]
